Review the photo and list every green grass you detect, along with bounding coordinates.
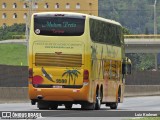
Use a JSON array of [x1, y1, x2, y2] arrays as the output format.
[[0, 44, 27, 66], [128, 117, 160, 120]]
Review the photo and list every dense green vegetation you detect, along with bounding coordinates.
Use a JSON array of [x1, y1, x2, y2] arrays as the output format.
[[99, 0, 160, 71], [126, 53, 155, 71], [0, 44, 27, 66], [0, 24, 25, 40], [99, 0, 160, 34], [129, 117, 160, 120]]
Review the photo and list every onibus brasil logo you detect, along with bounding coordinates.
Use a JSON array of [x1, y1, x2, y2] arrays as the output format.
[[1, 112, 42, 119]]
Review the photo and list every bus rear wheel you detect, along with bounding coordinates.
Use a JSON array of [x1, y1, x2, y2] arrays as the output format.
[[95, 90, 102, 110], [81, 90, 102, 110], [37, 101, 49, 110], [50, 104, 58, 110], [81, 103, 95, 110], [110, 102, 118, 109], [110, 90, 120, 109], [65, 104, 72, 110]]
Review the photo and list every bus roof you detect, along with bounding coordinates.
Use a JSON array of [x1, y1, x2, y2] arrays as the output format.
[[33, 12, 122, 27], [88, 15, 122, 27]]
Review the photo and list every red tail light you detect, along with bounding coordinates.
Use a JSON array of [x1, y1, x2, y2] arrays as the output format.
[[32, 75, 43, 85], [29, 68, 33, 78], [83, 69, 89, 83]]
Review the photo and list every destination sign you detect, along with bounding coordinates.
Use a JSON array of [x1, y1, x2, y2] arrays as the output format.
[[34, 15, 85, 36]]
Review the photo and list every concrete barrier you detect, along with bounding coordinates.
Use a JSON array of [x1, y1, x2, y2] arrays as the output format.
[[124, 85, 160, 97], [0, 87, 29, 103], [0, 85, 160, 103], [0, 39, 27, 46]]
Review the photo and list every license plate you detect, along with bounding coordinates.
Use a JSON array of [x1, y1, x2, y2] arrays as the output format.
[[52, 86, 62, 88]]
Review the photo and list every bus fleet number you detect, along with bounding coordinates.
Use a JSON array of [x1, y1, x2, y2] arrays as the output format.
[[56, 79, 67, 83]]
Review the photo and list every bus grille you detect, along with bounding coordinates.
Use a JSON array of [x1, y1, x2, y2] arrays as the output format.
[[35, 53, 82, 67]]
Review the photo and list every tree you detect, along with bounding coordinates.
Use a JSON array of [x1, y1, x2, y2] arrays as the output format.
[[62, 69, 74, 85], [126, 53, 155, 71], [99, 0, 158, 34], [138, 53, 155, 70], [122, 27, 130, 35], [62, 68, 81, 85], [72, 69, 81, 85], [0, 23, 25, 40]]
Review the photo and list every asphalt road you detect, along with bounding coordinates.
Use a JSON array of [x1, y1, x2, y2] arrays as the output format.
[[0, 96, 160, 119]]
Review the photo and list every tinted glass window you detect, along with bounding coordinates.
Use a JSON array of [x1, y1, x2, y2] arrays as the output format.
[[90, 18, 122, 46], [34, 14, 85, 36]]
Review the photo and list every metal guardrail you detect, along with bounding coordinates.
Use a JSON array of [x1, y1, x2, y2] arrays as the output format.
[[124, 35, 160, 39]]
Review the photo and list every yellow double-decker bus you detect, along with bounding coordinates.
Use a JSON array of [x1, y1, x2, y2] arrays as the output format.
[[28, 12, 131, 110]]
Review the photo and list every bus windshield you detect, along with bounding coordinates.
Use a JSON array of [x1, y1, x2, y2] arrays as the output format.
[[34, 14, 85, 36]]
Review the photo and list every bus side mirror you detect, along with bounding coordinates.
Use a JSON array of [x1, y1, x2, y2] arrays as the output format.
[[122, 63, 132, 75], [122, 58, 132, 75]]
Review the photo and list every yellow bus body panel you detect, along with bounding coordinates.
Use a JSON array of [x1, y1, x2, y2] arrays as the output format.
[[28, 12, 125, 104]]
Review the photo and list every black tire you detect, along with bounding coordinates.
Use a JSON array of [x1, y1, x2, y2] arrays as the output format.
[[81, 89, 102, 110], [110, 102, 118, 109], [50, 104, 58, 110], [95, 90, 101, 110], [65, 104, 72, 110], [110, 89, 120, 109], [81, 103, 95, 110], [37, 101, 49, 110]]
